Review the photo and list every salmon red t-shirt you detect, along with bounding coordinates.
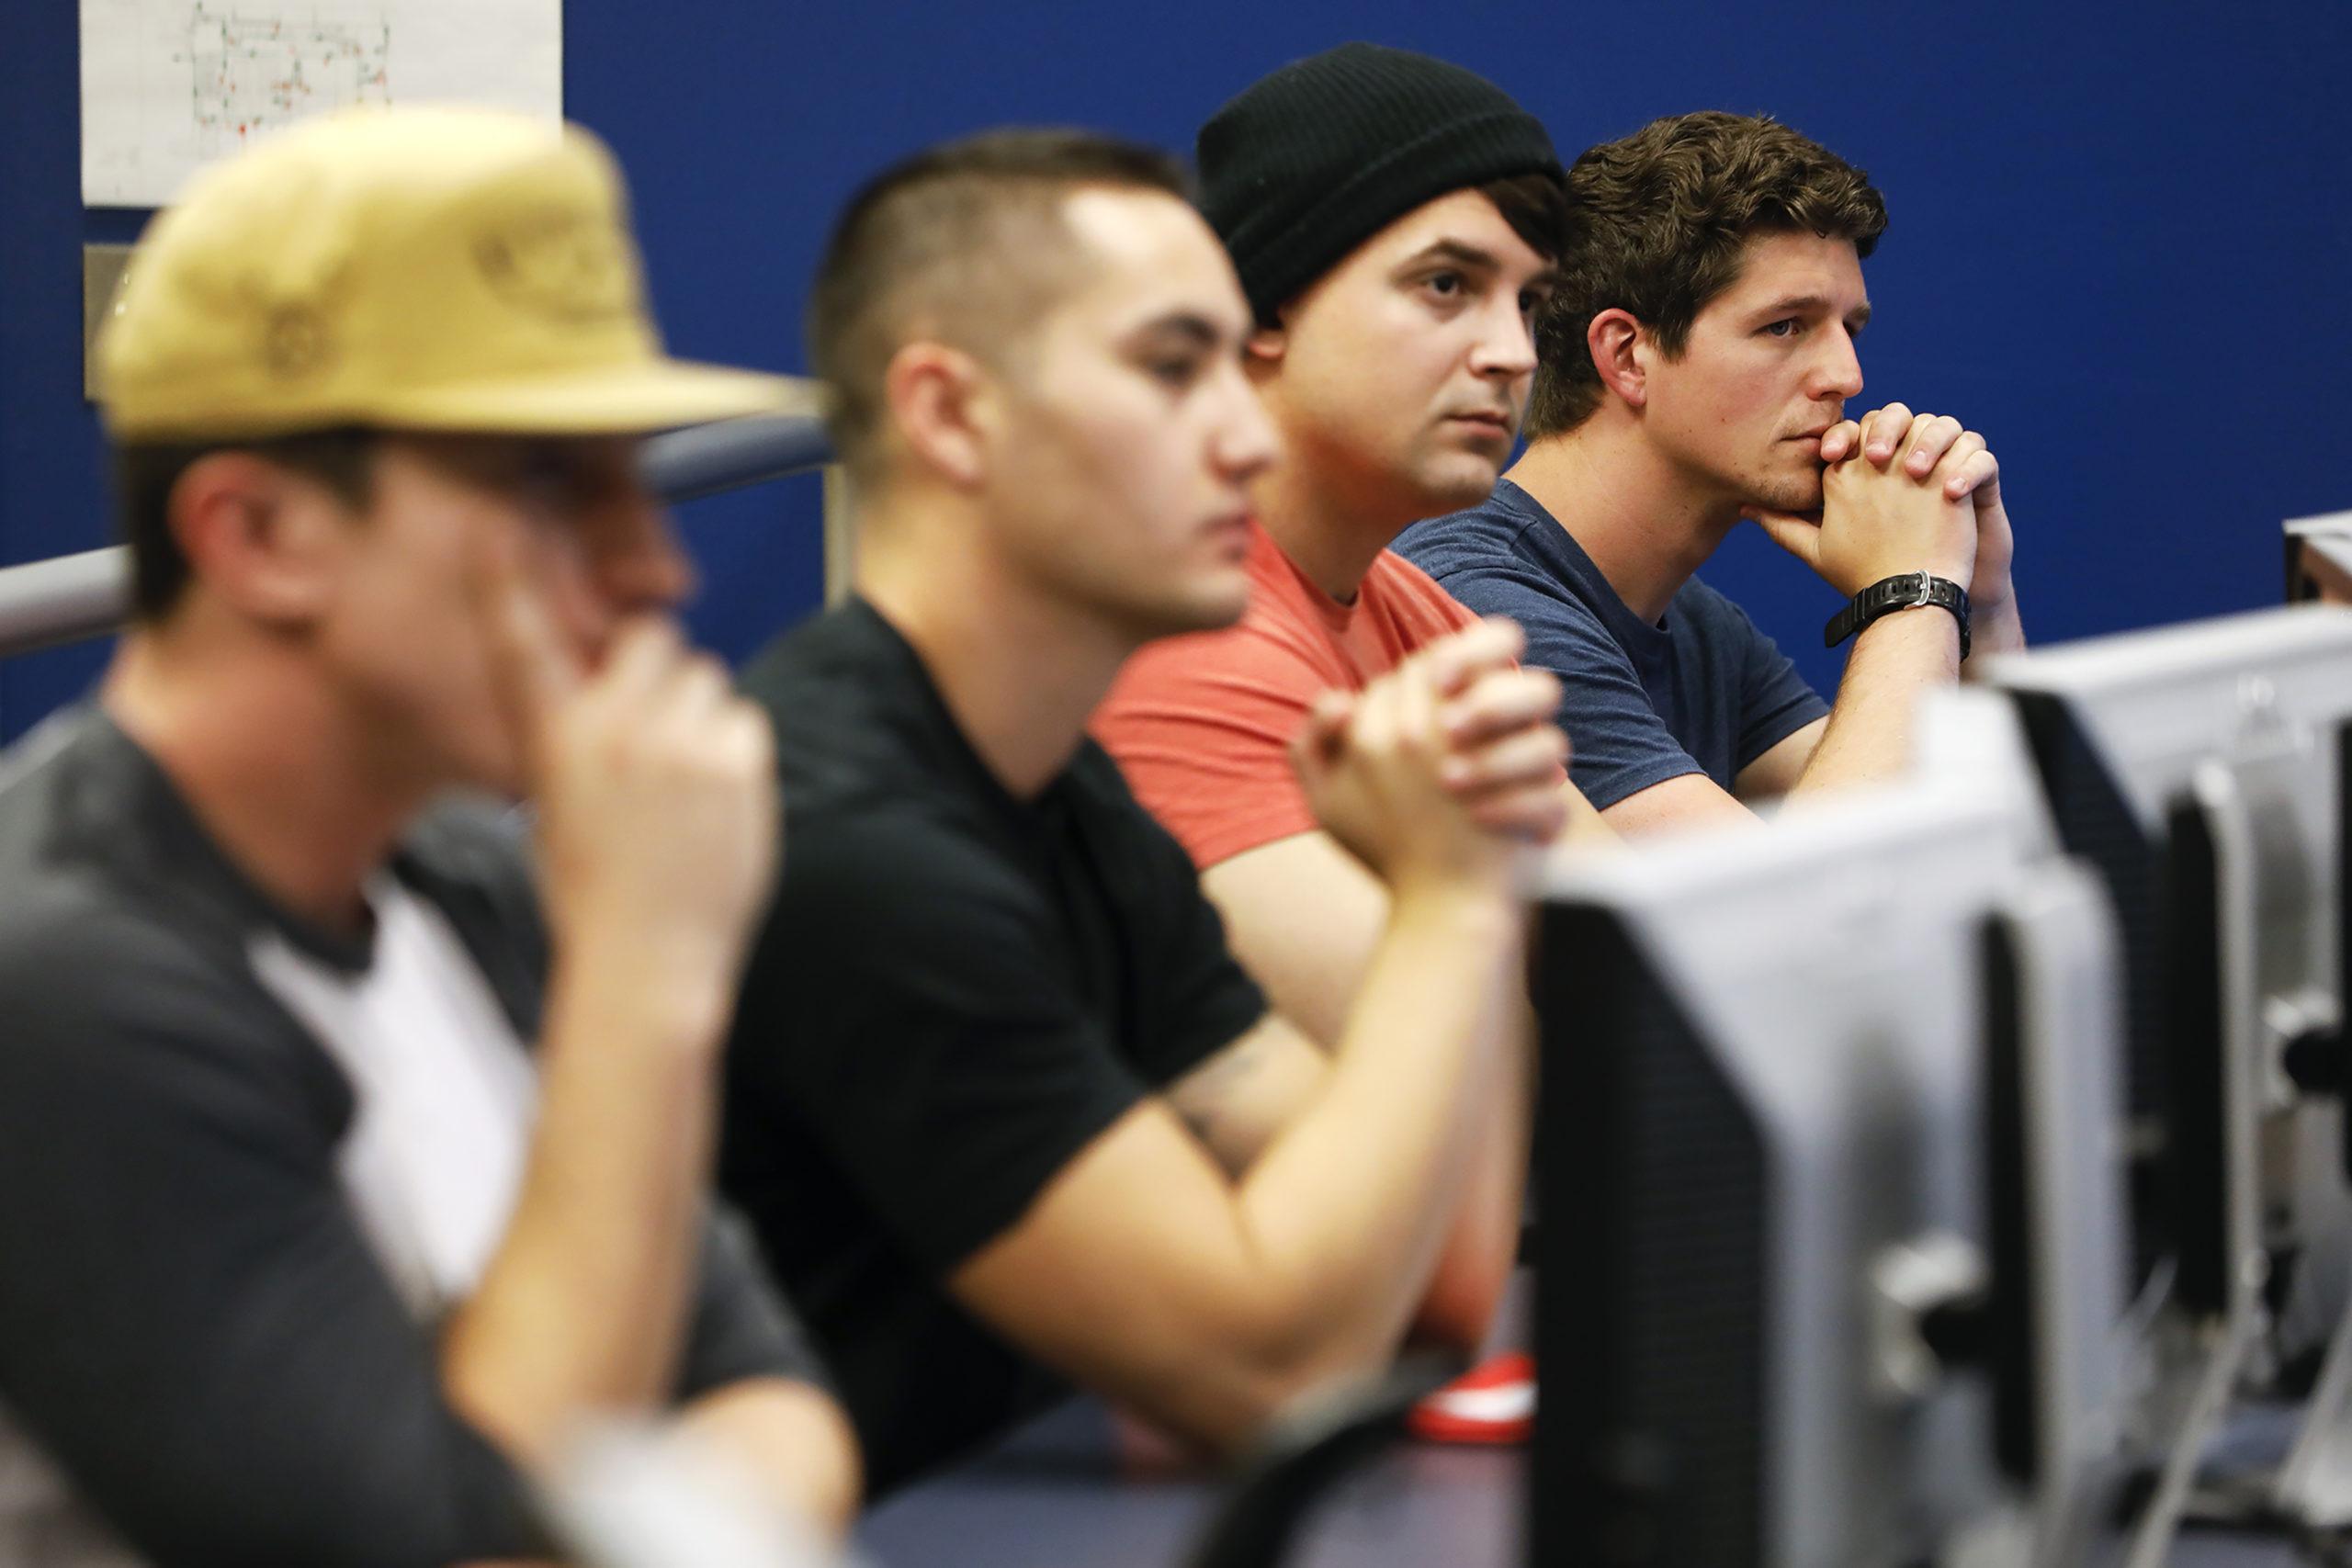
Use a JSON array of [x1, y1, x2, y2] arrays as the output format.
[[1093, 519, 1480, 871]]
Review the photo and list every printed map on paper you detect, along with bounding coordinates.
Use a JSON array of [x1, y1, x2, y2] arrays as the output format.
[[81, 0, 560, 206]]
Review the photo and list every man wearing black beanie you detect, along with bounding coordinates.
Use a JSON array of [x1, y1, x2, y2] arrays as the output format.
[[1096, 42, 1607, 1439], [1193, 41, 1566, 334]]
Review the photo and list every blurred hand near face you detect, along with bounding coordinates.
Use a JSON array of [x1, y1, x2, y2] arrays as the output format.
[[469, 526, 780, 998]]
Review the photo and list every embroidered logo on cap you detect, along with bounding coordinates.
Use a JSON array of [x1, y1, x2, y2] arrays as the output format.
[[476, 209, 635, 323], [241, 264, 347, 381], [263, 302, 332, 378]]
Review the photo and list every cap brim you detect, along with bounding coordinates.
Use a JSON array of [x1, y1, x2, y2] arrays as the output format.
[[368, 358, 801, 435]]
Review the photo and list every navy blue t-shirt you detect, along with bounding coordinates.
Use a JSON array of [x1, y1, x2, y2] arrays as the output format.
[[1395, 480, 1829, 811]]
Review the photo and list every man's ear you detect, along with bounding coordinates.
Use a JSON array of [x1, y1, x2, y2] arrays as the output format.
[[884, 341, 992, 490], [1588, 308, 1648, 410], [1244, 321, 1287, 369], [167, 452, 351, 628]]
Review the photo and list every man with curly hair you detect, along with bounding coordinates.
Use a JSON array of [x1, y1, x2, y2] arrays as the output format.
[[1396, 112, 2029, 832]]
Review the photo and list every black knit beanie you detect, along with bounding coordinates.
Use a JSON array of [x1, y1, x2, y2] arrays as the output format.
[[1197, 43, 1564, 322]]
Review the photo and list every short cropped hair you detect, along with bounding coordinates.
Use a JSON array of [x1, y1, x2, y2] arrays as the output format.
[[1523, 112, 1887, 440], [113, 428, 378, 622], [807, 129, 1192, 484]]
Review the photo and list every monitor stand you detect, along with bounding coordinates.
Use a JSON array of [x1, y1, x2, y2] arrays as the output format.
[[2273, 1303, 2352, 1524], [2128, 1314, 2256, 1568]]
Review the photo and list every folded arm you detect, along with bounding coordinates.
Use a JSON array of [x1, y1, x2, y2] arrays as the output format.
[[1197, 829, 1530, 1348], [954, 641, 1559, 1453], [950, 881, 1521, 1454]]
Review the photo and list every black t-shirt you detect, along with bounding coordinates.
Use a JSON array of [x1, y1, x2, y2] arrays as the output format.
[[0, 708, 827, 1568], [723, 600, 1269, 1492]]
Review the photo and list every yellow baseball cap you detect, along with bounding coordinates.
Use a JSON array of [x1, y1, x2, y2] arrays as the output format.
[[97, 105, 793, 441]]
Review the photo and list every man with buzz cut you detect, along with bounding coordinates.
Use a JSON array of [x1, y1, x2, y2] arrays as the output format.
[[718, 128, 1572, 1492], [1395, 111, 2027, 835], [0, 107, 857, 1566]]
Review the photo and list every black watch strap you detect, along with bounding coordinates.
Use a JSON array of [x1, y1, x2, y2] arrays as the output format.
[[1824, 571, 1971, 660]]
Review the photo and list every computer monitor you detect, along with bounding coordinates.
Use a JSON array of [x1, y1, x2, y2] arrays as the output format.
[[1532, 784, 2134, 1568], [1970, 605, 2352, 1527], [1917, 685, 2264, 1510]]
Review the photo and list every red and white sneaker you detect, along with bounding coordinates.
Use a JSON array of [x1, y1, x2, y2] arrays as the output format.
[[1407, 1351, 1534, 1445]]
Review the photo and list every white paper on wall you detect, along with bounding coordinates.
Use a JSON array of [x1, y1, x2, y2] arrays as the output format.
[[79, 0, 562, 208]]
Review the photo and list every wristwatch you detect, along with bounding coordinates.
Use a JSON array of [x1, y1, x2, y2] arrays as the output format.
[[1824, 571, 1971, 660]]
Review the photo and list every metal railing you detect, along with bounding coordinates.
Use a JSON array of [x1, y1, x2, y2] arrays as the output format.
[[0, 412, 834, 660]]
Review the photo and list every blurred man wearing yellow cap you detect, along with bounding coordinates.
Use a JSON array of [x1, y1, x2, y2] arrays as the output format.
[[0, 106, 856, 1564]]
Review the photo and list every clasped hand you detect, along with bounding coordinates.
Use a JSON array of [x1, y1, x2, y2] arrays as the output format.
[[1747, 401, 2017, 615], [1292, 618, 1569, 896]]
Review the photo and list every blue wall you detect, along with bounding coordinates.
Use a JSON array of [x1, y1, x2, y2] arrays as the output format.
[[7, 3, 2349, 739]]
